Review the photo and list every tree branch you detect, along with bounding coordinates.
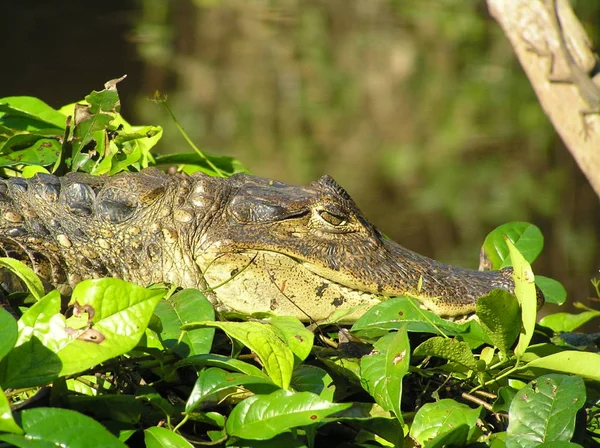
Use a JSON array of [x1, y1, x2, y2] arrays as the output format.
[[488, 0, 600, 198]]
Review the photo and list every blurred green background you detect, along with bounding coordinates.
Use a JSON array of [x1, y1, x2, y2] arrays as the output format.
[[3, 0, 600, 311]]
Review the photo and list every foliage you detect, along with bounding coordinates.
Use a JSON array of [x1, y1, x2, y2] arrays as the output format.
[[0, 83, 599, 447]]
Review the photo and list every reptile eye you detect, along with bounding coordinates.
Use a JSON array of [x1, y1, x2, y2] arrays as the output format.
[[319, 210, 347, 226]]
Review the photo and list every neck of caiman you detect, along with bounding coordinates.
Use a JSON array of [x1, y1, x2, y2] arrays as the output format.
[[301, 237, 514, 317]]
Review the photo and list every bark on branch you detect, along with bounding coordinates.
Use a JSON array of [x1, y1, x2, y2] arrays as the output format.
[[487, 0, 600, 198]]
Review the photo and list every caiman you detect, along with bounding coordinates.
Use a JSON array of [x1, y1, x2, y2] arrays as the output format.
[[0, 169, 538, 321]]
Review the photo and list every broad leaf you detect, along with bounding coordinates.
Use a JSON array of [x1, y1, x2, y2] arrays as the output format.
[[176, 353, 269, 379], [359, 328, 410, 422], [0, 97, 67, 129], [413, 336, 478, 370], [506, 374, 586, 448], [476, 289, 521, 358], [506, 239, 537, 358], [0, 280, 165, 388], [481, 222, 543, 269], [291, 365, 335, 401], [410, 399, 482, 446], [266, 316, 314, 363], [145, 426, 194, 448], [525, 351, 600, 381], [226, 389, 351, 440], [0, 387, 22, 434], [534, 276, 567, 305], [0, 408, 125, 447], [352, 296, 470, 336], [182, 321, 294, 389], [0, 258, 45, 301], [0, 307, 18, 361], [186, 367, 277, 413], [154, 289, 215, 358], [539, 310, 600, 333]]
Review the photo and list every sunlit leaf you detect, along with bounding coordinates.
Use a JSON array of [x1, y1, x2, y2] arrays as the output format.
[[506, 375, 585, 448], [182, 321, 294, 389], [481, 222, 544, 269], [226, 389, 350, 440]]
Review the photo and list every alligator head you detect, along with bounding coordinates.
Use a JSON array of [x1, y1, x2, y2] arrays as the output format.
[[188, 172, 521, 320]]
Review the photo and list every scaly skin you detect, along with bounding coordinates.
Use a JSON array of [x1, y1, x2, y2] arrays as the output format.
[[0, 168, 537, 321]]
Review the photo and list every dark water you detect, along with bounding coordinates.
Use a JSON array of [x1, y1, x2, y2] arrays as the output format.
[[3, 0, 600, 316]]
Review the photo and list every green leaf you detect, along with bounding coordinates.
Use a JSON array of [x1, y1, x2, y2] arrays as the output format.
[[144, 426, 194, 448], [154, 289, 215, 358], [506, 374, 586, 448], [0, 258, 45, 301], [65, 394, 142, 425], [154, 152, 249, 177], [534, 276, 567, 305], [525, 351, 600, 381], [351, 296, 470, 336], [136, 387, 176, 419], [0, 307, 18, 361], [506, 238, 537, 358], [0, 407, 125, 447], [409, 399, 482, 446], [476, 290, 521, 358], [0, 97, 67, 129], [225, 389, 351, 440], [492, 386, 518, 413], [266, 316, 314, 363], [0, 387, 22, 434], [332, 403, 404, 446], [359, 328, 410, 422], [539, 310, 600, 333], [182, 321, 294, 389], [413, 336, 478, 370], [186, 367, 277, 413], [0, 138, 61, 167], [481, 222, 544, 269], [0, 280, 165, 389], [291, 365, 335, 401], [175, 353, 269, 379]]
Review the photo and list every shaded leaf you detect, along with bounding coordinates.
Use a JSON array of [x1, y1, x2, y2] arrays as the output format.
[[175, 353, 269, 379], [534, 276, 567, 305], [0, 307, 18, 361], [476, 289, 521, 358], [291, 364, 335, 401], [413, 336, 478, 370], [154, 289, 215, 358], [0, 138, 61, 167], [0, 258, 45, 301], [352, 296, 470, 336]]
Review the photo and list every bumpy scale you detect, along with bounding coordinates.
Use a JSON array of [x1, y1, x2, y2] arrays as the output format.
[[0, 169, 538, 321]]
